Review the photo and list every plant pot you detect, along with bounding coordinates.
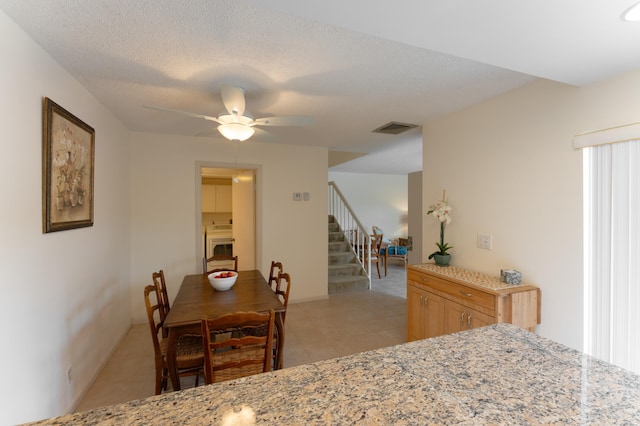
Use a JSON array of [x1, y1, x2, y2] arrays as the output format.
[[433, 254, 451, 266]]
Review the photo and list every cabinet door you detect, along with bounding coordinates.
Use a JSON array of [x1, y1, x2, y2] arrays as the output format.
[[422, 291, 444, 338], [444, 299, 494, 334], [407, 285, 444, 341], [202, 185, 216, 212], [443, 299, 467, 334], [215, 185, 232, 212], [467, 308, 493, 329], [406, 284, 425, 341]]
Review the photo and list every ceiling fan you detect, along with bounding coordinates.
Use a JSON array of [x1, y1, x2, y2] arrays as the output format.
[[145, 85, 314, 141]]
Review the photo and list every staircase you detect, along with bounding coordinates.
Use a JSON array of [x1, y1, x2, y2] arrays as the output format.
[[328, 215, 369, 293]]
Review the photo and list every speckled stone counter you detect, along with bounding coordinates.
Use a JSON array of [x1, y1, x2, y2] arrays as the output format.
[[28, 324, 640, 425], [411, 263, 530, 291]]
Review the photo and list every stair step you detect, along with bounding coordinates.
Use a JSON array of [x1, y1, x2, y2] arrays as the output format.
[[328, 241, 351, 253], [329, 251, 356, 264], [328, 231, 344, 242], [328, 275, 370, 294], [328, 263, 363, 277]]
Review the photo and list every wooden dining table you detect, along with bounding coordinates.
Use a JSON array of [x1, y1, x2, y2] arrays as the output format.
[[163, 270, 285, 391]]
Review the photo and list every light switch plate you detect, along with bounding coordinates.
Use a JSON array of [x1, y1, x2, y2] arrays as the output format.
[[477, 234, 492, 250]]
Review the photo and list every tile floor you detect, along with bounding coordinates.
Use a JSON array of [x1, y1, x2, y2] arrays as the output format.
[[75, 261, 408, 412]]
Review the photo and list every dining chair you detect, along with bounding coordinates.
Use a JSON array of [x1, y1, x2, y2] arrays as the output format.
[[273, 272, 291, 370], [200, 310, 275, 384], [367, 233, 383, 279], [268, 261, 283, 291], [275, 272, 292, 324], [203, 255, 238, 275], [152, 270, 171, 335], [144, 285, 204, 394]]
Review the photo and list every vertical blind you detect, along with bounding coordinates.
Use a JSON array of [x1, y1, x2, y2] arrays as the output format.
[[583, 138, 640, 374]]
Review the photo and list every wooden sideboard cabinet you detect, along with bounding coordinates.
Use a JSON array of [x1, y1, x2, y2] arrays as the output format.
[[407, 264, 541, 341]]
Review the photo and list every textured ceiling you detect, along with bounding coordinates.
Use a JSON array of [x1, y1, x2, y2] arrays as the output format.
[[1, 0, 638, 174]]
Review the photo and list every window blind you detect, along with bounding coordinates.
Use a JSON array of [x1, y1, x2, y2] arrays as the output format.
[[583, 139, 640, 374]]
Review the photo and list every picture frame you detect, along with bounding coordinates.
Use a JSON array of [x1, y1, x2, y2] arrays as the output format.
[[42, 97, 95, 233]]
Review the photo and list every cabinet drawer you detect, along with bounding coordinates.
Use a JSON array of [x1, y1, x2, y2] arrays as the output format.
[[409, 270, 495, 315]]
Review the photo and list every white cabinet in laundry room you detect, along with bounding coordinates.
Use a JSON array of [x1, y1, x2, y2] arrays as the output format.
[[202, 181, 232, 213]]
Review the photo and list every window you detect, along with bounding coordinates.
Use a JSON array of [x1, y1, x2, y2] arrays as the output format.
[[583, 138, 640, 374]]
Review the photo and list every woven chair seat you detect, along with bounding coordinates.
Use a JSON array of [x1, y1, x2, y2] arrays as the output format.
[[159, 335, 204, 364], [210, 345, 266, 382]]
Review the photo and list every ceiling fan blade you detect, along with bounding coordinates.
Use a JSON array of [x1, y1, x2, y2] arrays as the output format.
[[252, 115, 315, 127], [144, 104, 221, 123], [220, 85, 246, 117], [252, 127, 279, 142]]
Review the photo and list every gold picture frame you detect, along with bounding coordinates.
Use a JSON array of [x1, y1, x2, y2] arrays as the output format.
[[42, 97, 95, 233]]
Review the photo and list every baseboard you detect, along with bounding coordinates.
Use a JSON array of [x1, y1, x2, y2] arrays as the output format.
[[290, 294, 329, 304]]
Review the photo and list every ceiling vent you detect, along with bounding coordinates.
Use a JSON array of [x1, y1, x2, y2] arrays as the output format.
[[372, 121, 418, 135]]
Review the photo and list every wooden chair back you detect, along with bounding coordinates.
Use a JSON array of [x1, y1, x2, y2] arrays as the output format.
[[203, 255, 238, 275], [151, 270, 170, 334], [144, 285, 165, 374], [201, 310, 274, 384], [268, 261, 283, 291], [275, 272, 291, 324]]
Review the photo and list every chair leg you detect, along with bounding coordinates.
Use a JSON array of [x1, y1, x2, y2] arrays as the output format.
[[155, 366, 164, 395], [376, 261, 381, 279]]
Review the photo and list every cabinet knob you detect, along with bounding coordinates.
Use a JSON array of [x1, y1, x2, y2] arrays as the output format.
[[422, 278, 430, 283], [460, 311, 465, 325], [468, 314, 472, 328], [460, 291, 473, 298]]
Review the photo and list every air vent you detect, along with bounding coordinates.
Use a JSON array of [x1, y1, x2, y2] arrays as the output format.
[[372, 121, 418, 135]]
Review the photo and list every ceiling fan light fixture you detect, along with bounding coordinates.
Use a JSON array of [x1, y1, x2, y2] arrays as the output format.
[[622, 1, 640, 21], [217, 123, 255, 141], [218, 114, 253, 125]]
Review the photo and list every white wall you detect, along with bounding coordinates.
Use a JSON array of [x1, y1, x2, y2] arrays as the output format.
[[0, 11, 131, 425], [328, 171, 408, 240], [422, 71, 640, 352], [129, 133, 329, 324]]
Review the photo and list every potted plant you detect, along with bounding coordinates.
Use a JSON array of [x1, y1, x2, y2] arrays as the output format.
[[427, 194, 453, 266]]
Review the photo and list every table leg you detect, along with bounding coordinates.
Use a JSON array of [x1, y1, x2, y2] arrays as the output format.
[[274, 312, 285, 370], [166, 330, 181, 391]]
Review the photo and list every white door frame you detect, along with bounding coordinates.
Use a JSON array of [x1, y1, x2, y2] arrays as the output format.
[[195, 161, 260, 273]]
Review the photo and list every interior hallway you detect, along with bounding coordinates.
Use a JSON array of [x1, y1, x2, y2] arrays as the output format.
[[75, 262, 408, 412]]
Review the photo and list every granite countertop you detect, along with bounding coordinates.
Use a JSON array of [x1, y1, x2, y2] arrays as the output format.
[[28, 324, 640, 425]]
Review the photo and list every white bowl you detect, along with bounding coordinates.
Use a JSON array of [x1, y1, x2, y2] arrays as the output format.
[[208, 271, 238, 291]]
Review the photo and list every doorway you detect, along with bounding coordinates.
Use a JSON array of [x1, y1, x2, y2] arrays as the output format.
[[198, 165, 257, 272]]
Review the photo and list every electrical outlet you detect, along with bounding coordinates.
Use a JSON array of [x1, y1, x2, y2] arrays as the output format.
[[477, 234, 492, 250], [293, 192, 302, 201], [67, 366, 72, 384]]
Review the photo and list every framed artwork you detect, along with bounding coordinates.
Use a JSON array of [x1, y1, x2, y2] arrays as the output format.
[[42, 97, 95, 233]]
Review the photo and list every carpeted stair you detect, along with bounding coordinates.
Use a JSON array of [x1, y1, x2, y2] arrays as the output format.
[[328, 216, 369, 294]]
